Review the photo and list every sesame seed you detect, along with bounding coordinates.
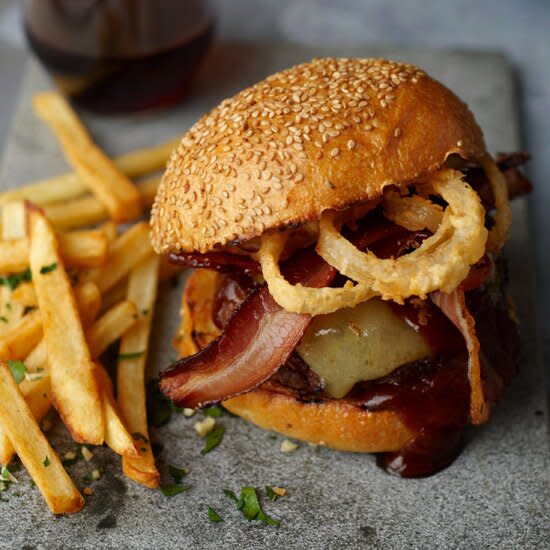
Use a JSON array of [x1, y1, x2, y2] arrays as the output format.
[[151, 57, 428, 254]]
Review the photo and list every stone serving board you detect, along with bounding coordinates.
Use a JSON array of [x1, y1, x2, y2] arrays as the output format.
[[0, 43, 547, 549]]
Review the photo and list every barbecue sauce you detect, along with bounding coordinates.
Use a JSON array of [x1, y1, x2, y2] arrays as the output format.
[[354, 356, 470, 477]]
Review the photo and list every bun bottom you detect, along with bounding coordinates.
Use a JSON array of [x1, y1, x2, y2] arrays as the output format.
[[223, 390, 413, 453]]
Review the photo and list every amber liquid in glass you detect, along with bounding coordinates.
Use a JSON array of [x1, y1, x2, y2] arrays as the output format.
[[24, 0, 214, 114]]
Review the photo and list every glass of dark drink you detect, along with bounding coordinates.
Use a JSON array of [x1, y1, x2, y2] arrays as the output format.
[[24, 0, 214, 114]]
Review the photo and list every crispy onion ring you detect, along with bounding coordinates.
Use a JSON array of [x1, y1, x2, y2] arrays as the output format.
[[383, 190, 443, 233], [259, 231, 375, 315], [480, 154, 512, 252], [317, 169, 488, 302]]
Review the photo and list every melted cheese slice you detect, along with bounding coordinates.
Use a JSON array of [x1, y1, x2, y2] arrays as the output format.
[[296, 299, 431, 398]]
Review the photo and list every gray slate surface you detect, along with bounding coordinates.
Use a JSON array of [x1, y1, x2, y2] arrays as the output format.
[[0, 43, 547, 549]]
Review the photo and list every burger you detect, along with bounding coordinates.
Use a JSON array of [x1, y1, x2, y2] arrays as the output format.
[[150, 58, 531, 477]]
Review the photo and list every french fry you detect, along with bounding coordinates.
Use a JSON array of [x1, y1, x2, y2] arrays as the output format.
[[100, 221, 118, 243], [28, 207, 103, 444], [44, 195, 108, 231], [2, 200, 26, 239], [82, 221, 152, 294], [0, 291, 123, 464], [10, 282, 36, 308], [74, 281, 103, 328], [43, 176, 160, 231], [0, 239, 29, 272], [0, 136, 177, 207], [112, 137, 180, 178], [87, 300, 138, 358], [0, 309, 43, 361], [0, 281, 100, 360], [24, 281, 101, 372], [118, 254, 160, 488], [0, 201, 27, 333], [0, 362, 84, 513], [10, 280, 101, 359], [0, 229, 108, 273], [0, 288, 25, 336], [64, 146, 143, 223], [0, 377, 52, 466], [0, 173, 88, 208], [101, 279, 128, 313], [23, 339, 47, 373], [95, 364, 138, 458], [33, 91, 142, 222], [55, 229, 109, 269], [137, 176, 161, 207]]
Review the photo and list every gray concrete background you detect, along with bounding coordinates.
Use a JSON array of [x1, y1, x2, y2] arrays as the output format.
[[0, 2, 548, 548]]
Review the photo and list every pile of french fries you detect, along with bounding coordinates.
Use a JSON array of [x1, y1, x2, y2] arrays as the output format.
[[0, 90, 182, 514]]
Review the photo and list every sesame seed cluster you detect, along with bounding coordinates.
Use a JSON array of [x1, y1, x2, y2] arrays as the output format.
[[151, 57, 427, 253]]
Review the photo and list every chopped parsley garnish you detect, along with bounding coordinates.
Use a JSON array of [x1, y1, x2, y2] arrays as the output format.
[[224, 487, 280, 526], [160, 462, 190, 497], [169, 465, 188, 484], [160, 484, 189, 497], [7, 360, 26, 384], [208, 507, 223, 522], [141, 309, 149, 315], [0, 268, 32, 291], [43, 456, 50, 467], [0, 316, 7, 323], [39, 263, 58, 275], [82, 466, 104, 485], [119, 351, 144, 360], [265, 486, 280, 501], [202, 405, 223, 418], [5, 303, 11, 311], [1, 466, 17, 485], [147, 380, 183, 427], [201, 425, 225, 454]]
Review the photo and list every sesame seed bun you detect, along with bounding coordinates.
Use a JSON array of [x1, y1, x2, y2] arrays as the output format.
[[151, 57, 486, 254]]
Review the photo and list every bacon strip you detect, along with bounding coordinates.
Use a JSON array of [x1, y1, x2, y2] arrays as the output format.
[[431, 287, 503, 424], [465, 152, 532, 208], [160, 250, 335, 408]]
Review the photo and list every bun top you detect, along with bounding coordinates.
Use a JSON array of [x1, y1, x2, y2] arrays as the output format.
[[151, 57, 486, 254]]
